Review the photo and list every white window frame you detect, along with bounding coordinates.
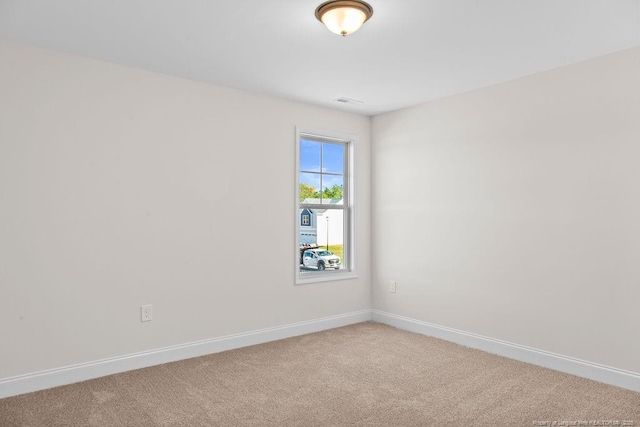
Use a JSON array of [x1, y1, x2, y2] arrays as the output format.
[[295, 128, 357, 285]]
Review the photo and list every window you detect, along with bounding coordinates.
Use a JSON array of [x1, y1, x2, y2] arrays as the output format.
[[296, 130, 355, 283], [301, 209, 311, 226]]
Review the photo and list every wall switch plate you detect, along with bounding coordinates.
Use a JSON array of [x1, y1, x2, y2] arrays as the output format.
[[141, 304, 152, 322], [390, 281, 397, 293]]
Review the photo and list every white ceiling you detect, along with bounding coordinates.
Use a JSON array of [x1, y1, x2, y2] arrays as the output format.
[[1, 0, 639, 115]]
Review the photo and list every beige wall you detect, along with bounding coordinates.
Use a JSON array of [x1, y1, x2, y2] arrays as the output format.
[[372, 47, 640, 373], [2, 37, 639, 382], [0, 40, 371, 379]]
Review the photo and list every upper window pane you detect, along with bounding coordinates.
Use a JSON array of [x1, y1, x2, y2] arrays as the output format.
[[300, 140, 321, 173], [322, 143, 344, 174]]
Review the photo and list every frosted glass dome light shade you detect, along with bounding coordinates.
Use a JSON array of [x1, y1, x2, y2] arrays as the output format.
[[315, 0, 373, 37]]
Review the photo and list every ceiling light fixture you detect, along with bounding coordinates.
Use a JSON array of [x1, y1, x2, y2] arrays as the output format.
[[315, 0, 373, 37]]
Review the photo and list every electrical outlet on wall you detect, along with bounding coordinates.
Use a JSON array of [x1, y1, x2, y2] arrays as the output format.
[[390, 281, 397, 293], [141, 304, 153, 322]]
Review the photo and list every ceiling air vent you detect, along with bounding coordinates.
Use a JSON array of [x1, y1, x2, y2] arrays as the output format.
[[334, 97, 364, 105]]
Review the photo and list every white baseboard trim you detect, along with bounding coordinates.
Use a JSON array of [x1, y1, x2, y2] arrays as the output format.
[[4, 309, 638, 399], [0, 310, 372, 399], [372, 310, 640, 393]]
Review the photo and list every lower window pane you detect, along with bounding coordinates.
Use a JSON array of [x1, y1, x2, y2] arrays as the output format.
[[299, 209, 344, 273]]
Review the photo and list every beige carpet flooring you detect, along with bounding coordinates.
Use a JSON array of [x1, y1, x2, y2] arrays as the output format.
[[1, 322, 639, 426]]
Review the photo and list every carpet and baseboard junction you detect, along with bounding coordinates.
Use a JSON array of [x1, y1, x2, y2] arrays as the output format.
[[1, 312, 639, 426]]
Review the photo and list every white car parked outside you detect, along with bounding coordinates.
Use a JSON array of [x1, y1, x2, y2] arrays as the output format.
[[302, 248, 341, 270]]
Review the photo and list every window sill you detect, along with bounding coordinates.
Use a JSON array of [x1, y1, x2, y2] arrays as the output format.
[[296, 270, 358, 285]]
